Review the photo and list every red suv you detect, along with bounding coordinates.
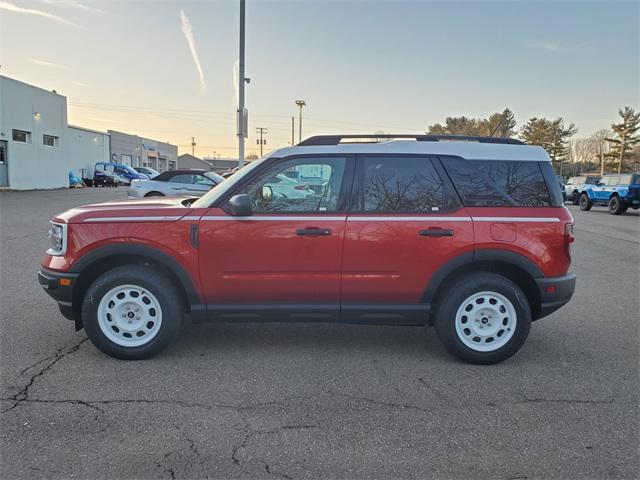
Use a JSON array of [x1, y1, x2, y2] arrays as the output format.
[[39, 134, 576, 364]]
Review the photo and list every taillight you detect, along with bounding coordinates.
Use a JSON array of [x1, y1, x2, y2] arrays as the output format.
[[564, 222, 575, 259]]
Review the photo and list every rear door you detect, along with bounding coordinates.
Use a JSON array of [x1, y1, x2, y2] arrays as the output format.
[[340, 155, 473, 323]]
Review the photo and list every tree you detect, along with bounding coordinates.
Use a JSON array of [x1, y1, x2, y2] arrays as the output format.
[[520, 117, 577, 173], [569, 138, 597, 175], [427, 108, 517, 138], [606, 107, 640, 173], [590, 129, 612, 176]]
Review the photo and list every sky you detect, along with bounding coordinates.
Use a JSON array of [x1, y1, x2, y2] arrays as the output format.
[[1, 0, 638, 158]]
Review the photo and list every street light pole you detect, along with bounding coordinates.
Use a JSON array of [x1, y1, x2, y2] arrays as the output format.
[[238, 0, 246, 168], [295, 100, 306, 144]]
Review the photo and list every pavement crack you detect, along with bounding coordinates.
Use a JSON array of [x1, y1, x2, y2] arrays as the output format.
[[263, 461, 294, 480], [2, 337, 89, 413], [515, 395, 615, 406]]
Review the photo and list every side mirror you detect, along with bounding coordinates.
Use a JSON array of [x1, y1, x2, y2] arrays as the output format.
[[226, 194, 254, 216], [261, 185, 273, 201]]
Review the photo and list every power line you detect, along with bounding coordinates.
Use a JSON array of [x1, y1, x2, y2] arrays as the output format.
[[256, 127, 267, 157]]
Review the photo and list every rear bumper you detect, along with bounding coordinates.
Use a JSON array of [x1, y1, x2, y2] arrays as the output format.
[[535, 273, 576, 319], [38, 268, 79, 321]]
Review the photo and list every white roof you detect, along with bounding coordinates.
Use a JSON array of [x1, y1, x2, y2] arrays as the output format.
[[269, 140, 550, 162]]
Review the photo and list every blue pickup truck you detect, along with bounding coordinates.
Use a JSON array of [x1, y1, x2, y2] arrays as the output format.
[[579, 173, 640, 215]]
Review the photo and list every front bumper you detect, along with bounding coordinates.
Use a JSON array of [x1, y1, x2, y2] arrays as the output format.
[[535, 273, 576, 319], [38, 268, 79, 321]]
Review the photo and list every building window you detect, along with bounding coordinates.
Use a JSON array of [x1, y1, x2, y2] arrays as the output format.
[[43, 135, 59, 147], [121, 154, 132, 166], [12, 130, 31, 143]]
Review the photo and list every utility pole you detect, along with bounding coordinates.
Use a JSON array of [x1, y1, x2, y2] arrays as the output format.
[[291, 116, 295, 145], [191, 137, 196, 156], [237, 0, 246, 168], [295, 100, 306, 143], [256, 127, 267, 157]]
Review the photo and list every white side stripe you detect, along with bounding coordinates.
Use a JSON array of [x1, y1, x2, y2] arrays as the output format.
[[83, 216, 182, 222], [201, 216, 347, 221], [471, 217, 560, 223], [348, 216, 471, 222]]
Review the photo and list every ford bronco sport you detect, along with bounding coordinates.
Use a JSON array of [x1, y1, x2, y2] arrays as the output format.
[[40, 134, 576, 364]]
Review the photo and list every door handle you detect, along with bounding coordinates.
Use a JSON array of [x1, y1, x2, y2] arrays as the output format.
[[296, 228, 332, 236], [419, 228, 454, 237]]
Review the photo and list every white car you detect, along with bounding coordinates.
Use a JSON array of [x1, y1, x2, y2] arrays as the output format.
[[134, 166, 160, 179], [127, 169, 225, 198]]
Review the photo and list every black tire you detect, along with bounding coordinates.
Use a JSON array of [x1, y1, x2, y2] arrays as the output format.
[[434, 272, 532, 365], [579, 193, 592, 211], [145, 191, 165, 197], [571, 191, 580, 205], [82, 265, 183, 360], [608, 196, 626, 215]]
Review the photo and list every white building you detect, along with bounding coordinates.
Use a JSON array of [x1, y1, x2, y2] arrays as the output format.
[[0, 76, 110, 189]]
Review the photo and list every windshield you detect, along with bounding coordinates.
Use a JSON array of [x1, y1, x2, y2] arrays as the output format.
[[192, 156, 270, 208]]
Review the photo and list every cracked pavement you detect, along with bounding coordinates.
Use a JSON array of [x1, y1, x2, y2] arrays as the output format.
[[1, 189, 638, 479]]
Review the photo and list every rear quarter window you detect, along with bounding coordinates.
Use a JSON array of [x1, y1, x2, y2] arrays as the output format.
[[442, 157, 559, 207]]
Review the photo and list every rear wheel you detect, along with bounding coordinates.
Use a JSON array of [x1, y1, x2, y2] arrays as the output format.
[[434, 272, 531, 365], [579, 193, 592, 211], [608, 196, 627, 215], [82, 265, 183, 359], [145, 191, 164, 197]]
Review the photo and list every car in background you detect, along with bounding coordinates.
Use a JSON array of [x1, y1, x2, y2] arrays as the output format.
[[565, 175, 600, 205], [556, 175, 567, 201], [127, 169, 224, 198], [94, 162, 149, 186], [134, 166, 160, 179], [579, 173, 640, 214]]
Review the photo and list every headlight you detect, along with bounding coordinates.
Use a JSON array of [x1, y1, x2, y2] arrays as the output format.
[[47, 222, 67, 256]]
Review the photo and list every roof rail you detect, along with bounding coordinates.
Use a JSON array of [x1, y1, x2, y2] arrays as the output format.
[[298, 134, 524, 146]]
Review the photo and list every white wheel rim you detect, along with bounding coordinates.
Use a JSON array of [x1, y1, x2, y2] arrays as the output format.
[[97, 284, 163, 347], [454, 291, 517, 352]]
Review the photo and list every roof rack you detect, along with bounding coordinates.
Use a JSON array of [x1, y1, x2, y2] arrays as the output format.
[[298, 134, 524, 146]]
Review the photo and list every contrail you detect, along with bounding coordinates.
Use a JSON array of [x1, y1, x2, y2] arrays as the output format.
[[42, 0, 104, 14], [29, 58, 67, 69], [233, 58, 239, 104], [0, 0, 78, 26], [180, 9, 206, 93]]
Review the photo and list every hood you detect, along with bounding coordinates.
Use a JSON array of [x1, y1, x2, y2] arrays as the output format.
[[53, 196, 198, 224]]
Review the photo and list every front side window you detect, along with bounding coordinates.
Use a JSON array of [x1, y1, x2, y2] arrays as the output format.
[[359, 156, 454, 213], [444, 158, 551, 207], [231, 156, 347, 213], [12, 130, 31, 143]]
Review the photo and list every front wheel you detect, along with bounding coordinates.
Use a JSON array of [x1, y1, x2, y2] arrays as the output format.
[[608, 196, 627, 215], [82, 265, 183, 359], [571, 191, 580, 205], [579, 193, 592, 211], [434, 273, 531, 364], [145, 191, 165, 197]]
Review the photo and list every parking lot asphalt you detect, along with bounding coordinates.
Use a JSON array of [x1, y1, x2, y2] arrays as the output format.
[[1, 188, 638, 479]]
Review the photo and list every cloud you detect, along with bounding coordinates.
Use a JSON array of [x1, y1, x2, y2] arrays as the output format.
[[0, 0, 78, 26], [526, 41, 591, 53], [29, 58, 67, 69], [41, 0, 104, 14], [179, 9, 206, 93]]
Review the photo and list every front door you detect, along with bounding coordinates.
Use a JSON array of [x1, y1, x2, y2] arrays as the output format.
[[340, 155, 473, 323], [198, 155, 354, 320], [0, 141, 8, 187]]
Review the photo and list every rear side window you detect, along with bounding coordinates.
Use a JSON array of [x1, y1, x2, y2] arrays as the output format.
[[358, 156, 459, 213], [443, 157, 557, 207]]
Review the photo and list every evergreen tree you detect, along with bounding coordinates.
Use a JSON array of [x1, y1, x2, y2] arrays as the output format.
[[606, 107, 640, 173], [427, 108, 517, 137], [520, 117, 577, 172]]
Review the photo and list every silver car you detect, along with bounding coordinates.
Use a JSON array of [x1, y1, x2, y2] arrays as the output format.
[[127, 169, 225, 198]]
